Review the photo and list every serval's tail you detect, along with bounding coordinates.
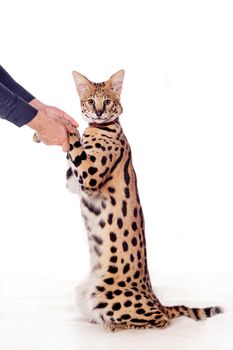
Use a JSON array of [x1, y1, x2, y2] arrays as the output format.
[[163, 305, 223, 321]]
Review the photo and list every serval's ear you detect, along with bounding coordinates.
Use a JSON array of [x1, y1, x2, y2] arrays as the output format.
[[72, 71, 93, 99], [108, 70, 125, 98]]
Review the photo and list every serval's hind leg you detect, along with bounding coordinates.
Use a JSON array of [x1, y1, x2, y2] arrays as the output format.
[[106, 315, 170, 332]]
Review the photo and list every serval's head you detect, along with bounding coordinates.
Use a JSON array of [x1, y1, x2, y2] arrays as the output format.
[[72, 70, 124, 124]]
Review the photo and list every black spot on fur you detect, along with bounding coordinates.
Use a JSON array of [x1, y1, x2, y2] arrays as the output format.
[[124, 300, 132, 307], [110, 196, 116, 206], [93, 246, 102, 257], [125, 291, 133, 297], [122, 241, 128, 252], [99, 167, 109, 178], [108, 186, 115, 193], [88, 167, 98, 175], [66, 167, 73, 180], [192, 308, 201, 320], [106, 291, 114, 300], [109, 232, 117, 242], [124, 230, 129, 237], [124, 187, 130, 198], [121, 200, 127, 217], [94, 302, 108, 309], [82, 198, 101, 216], [118, 281, 126, 287], [132, 237, 138, 246], [92, 235, 103, 245], [101, 156, 107, 165], [135, 303, 143, 308], [136, 309, 145, 315], [134, 271, 140, 279], [101, 201, 106, 209], [108, 213, 113, 224], [111, 246, 117, 253], [204, 307, 212, 317], [74, 140, 81, 148], [139, 207, 144, 228], [100, 133, 112, 139], [112, 303, 121, 311], [89, 179, 97, 187], [132, 222, 138, 231], [144, 312, 154, 317], [98, 126, 116, 133], [110, 256, 117, 263], [124, 151, 131, 185], [114, 289, 122, 296], [147, 302, 154, 307], [117, 218, 123, 229], [73, 151, 87, 167], [99, 220, 105, 228], [104, 278, 114, 285], [130, 318, 148, 323], [121, 314, 131, 320], [103, 176, 113, 186], [90, 155, 96, 162], [108, 266, 118, 274], [123, 264, 130, 274], [110, 147, 124, 173]]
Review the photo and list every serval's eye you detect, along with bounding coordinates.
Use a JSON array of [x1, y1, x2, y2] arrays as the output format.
[[104, 99, 111, 106], [88, 99, 95, 105]]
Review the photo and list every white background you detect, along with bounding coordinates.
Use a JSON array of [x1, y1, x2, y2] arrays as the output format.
[[0, 1, 233, 349], [1, 0, 232, 279]]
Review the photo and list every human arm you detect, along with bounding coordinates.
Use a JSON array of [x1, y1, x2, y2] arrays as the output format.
[[0, 81, 78, 151], [0, 81, 37, 126], [0, 65, 35, 103], [0, 66, 79, 151]]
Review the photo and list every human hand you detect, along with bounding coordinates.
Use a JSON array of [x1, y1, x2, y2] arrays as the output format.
[[28, 109, 77, 152], [28, 99, 79, 152]]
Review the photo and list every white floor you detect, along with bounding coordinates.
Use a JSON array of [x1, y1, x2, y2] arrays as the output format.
[[0, 271, 232, 350]]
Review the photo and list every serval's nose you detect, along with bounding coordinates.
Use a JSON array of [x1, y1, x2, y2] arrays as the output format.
[[96, 110, 104, 116]]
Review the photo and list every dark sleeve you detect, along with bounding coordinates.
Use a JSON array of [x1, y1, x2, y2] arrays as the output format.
[[0, 82, 37, 127], [0, 65, 35, 103]]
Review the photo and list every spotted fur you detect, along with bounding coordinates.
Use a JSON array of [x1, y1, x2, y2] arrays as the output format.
[[66, 70, 223, 332]]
